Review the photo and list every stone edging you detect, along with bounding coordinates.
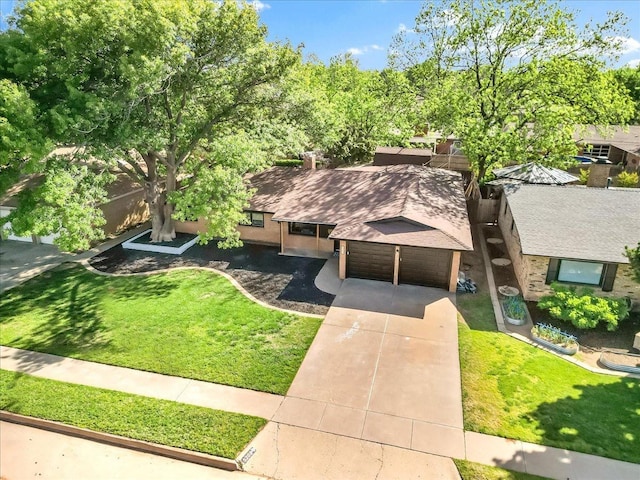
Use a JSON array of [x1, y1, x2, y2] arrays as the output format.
[[475, 226, 640, 380], [78, 259, 325, 319], [0, 411, 238, 471]]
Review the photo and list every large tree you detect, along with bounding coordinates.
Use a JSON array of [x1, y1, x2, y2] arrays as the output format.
[[391, 0, 634, 183], [297, 55, 419, 165], [1, 0, 297, 248]]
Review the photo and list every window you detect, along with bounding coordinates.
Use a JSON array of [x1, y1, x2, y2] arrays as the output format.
[[245, 211, 264, 228], [319, 224, 336, 238], [557, 260, 603, 285], [588, 144, 610, 158], [546, 259, 617, 291], [289, 222, 316, 236]]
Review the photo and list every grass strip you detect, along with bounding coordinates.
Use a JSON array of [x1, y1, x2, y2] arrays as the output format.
[[454, 460, 550, 480], [0, 264, 322, 395], [0, 369, 266, 459], [457, 293, 640, 464]]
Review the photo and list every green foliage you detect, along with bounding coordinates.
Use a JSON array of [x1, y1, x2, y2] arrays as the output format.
[[537, 283, 629, 331], [0, 370, 265, 458], [1, 0, 298, 249], [0, 79, 51, 194], [617, 171, 639, 188], [613, 65, 640, 124], [579, 168, 590, 185], [392, 0, 634, 181], [624, 242, 640, 283], [273, 159, 303, 167], [298, 56, 419, 165], [502, 296, 527, 320], [1, 156, 114, 251]]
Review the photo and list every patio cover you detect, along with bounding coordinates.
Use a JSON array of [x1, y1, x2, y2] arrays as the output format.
[[492, 162, 578, 185]]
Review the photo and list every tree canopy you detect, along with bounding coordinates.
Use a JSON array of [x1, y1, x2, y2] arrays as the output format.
[[1, 0, 298, 249], [391, 0, 635, 182]]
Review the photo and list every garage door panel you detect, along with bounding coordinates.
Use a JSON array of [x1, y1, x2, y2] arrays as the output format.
[[347, 241, 394, 282], [400, 246, 451, 288]]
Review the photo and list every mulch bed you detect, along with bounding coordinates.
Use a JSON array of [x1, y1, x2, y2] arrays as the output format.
[[89, 242, 335, 315]]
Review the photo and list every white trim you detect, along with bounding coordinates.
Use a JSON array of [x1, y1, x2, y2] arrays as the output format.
[[121, 229, 198, 255]]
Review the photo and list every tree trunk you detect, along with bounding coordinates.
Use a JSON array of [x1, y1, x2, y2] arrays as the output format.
[[156, 166, 176, 242]]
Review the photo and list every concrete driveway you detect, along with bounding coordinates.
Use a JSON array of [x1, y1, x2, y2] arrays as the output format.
[[270, 278, 464, 459], [0, 240, 72, 292]]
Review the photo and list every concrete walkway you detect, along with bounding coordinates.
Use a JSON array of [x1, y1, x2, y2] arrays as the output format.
[[0, 346, 283, 420]]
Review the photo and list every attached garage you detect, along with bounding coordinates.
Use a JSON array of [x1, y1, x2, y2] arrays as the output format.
[[347, 241, 395, 282], [399, 246, 452, 289]]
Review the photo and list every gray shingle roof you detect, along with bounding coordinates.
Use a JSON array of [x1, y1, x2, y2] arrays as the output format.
[[505, 185, 640, 264]]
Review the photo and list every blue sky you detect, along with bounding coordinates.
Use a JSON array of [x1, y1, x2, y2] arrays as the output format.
[[1, 0, 639, 69]]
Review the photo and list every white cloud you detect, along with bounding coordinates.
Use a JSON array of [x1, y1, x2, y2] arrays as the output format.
[[346, 44, 385, 56], [396, 23, 415, 34], [628, 58, 640, 68], [621, 37, 640, 55], [249, 0, 270, 12], [606, 36, 640, 55]]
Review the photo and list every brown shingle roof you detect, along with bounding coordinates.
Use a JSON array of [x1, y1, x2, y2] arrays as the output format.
[[573, 125, 640, 154], [250, 166, 472, 251]]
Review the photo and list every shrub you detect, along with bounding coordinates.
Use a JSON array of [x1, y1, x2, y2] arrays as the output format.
[[502, 296, 527, 320], [625, 242, 640, 283], [578, 168, 589, 185], [617, 171, 639, 188], [274, 159, 303, 167], [537, 283, 629, 331]]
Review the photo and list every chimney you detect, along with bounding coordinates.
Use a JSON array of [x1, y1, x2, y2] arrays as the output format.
[[301, 151, 316, 170], [586, 160, 611, 188]]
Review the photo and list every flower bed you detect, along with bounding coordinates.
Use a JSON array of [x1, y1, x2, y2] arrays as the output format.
[[531, 323, 579, 355]]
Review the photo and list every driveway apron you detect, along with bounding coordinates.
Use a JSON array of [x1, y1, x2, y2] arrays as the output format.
[[271, 278, 464, 459]]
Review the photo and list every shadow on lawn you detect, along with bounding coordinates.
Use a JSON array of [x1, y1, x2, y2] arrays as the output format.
[[0, 262, 180, 370], [494, 380, 640, 470]]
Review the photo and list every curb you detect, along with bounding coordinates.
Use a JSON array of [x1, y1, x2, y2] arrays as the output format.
[[0, 411, 238, 471]]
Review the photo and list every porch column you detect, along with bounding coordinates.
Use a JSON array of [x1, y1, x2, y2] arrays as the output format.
[[339, 240, 347, 280], [449, 251, 461, 292], [280, 222, 286, 254], [393, 246, 400, 285]]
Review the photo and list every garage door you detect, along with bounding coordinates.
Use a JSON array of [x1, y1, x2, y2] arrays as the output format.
[[399, 246, 452, 289], [347, 241, 395, 282]]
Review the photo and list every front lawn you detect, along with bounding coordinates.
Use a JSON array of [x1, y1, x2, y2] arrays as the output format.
[[0, 263, 322, 395], [454, 460, 549, 480], [457, 293, 640, 464], [0, 369, 265, 458]]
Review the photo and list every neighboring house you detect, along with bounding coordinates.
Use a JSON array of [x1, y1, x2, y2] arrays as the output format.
[[573, 125, 640, 169], [0, 173, 149, 245], [498, 183, 640, 307], [177, 164, 473, 291]]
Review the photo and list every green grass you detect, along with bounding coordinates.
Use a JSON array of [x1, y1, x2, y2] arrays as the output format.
[[0, 369, 265, 459], [457, 293, 640, 464], [0, 263, 322, 395], [454, 460, 550, 480]]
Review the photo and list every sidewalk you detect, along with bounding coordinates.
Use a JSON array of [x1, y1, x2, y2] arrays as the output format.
[[0, 346, 283, 420], [2, 345, 638, 480]]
